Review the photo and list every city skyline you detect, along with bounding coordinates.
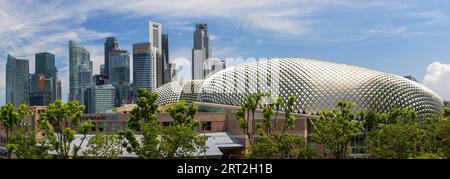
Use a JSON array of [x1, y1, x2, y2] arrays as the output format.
[[1, 0, 450, 105]]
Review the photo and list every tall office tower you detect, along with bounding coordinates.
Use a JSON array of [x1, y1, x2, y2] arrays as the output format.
[[109, 49, 130, 106], [164, 63, 178, 83], [204, 59, 227, 79], [30, 52, 59, 106], [133, 43, 154, 93], [149, 21, 164, 88], [69, 40, 91, 103], [79, 62, 93, 105], [104, 37, 119, 77], [192, 23, 212, 80], [161, 34, 170, 85], [6, 54, 30, 106], [84, 84, 115, 114]]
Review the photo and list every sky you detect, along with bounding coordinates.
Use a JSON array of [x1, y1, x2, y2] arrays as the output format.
[[1, 0, 450, 105]]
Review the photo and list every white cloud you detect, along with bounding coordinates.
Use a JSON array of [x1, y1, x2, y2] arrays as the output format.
[[407, 10, 449, 25], [423, 61, 450, 100]]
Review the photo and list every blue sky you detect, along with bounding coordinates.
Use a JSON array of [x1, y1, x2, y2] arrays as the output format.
[[1, 0, 450, 104]]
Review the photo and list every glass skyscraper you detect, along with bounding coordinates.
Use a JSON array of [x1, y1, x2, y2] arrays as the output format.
[[85, 84, 115, 114], [133, 43, 154, 93], [104, 37, 119, 77], [30, 52, 60, 106], [6, 54, 30, 106], [69, 40, 91, 103], [109, 49, 130, 106]]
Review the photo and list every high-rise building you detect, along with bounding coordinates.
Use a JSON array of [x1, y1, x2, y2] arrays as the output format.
[[133, 43, 154, 93], [84, 84, 115, 114], [109, 49, 130, 106], [149, 21, 164, 88], [149, 22, 162, 50], [192, 23, 212, 80], [164, 63, 178, 83], [69, 40, 91, 103], [104, 37, 119, 77], [162, 34, 169, 65], [204, 59, 226, 79], [6, 54, 30, 106], [79, 62, 93, 105], [161, 34, 170, 85], [30, 52, 60, 106]]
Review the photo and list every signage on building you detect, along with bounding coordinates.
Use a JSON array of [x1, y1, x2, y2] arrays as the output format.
[[37, 74, 45, 89]]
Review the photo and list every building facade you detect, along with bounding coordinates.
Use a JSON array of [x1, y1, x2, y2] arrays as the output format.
[[6, 54, 30, 106], [104, 37, 119, 77], [164, 62, 178, 84], [192, 24, 212, 80], [109, 49, 130, 106], [204, 59, 226, 79], [133, 43, 154, 93], [30, 52, 61, 106], [85, 85, 115, 114], [69, 40, 91, 103]]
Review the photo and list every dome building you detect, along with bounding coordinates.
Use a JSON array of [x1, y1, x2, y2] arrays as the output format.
[[155, 58, 443, 116]]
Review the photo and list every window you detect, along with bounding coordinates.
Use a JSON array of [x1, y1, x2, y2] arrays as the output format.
[[202, 122, 212, 131], [162, 122, 173, 127]]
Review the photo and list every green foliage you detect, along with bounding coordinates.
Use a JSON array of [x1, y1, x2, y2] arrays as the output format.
[[38, 100, 93, 159], [82, 132, 123, 159], [0, 103, 28, 158], [7, 128, 50, 159], [166, 100, 199, 128], [311, 100, 363, 159], [366, 108, 450, 159], [119, 88, 206, 159], [443, 107, 450, 118], [366, 118, 422, 159], [160, 125, 207, 159], [249, 133, 319, 159], [283, 96, 297, 133]]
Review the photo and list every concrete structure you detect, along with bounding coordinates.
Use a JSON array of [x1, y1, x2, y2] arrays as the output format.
[[6, 54, 29, 106], [156, 58, 444, 116]]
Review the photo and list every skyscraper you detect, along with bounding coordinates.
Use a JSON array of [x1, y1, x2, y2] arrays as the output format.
[[192, 23, 212, 80], [6, 54, 30, 106], [84, 84, 115, 114], [30, 52, 59, 106], [204, 59, 227, 79], [133, 43, 154, 93], [164, 62, 178, 83], [69, 40, 91, 103], [149, 21, 165, 88], [79, 62, 93, 105], [162, 34, 171, 85], [109, 49, 130, 106], [104, 37, 119, 77]]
